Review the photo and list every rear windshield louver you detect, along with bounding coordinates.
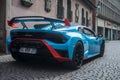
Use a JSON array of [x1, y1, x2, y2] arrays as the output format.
[[11, 32, 67, 44]]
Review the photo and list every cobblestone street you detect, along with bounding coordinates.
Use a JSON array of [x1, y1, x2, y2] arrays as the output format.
[[0, 41, 120, 80]]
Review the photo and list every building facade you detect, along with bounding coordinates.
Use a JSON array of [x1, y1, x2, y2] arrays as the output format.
[[0, 0, 95, 53], [96, 0, 120, 40]]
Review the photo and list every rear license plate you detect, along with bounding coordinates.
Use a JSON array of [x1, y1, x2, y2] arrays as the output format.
[[19, 47, 37, 54]]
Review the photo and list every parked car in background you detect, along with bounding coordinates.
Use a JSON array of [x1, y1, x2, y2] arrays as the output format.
[[7, 16, 105, 69]]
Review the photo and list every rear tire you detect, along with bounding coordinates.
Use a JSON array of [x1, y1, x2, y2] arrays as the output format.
[[64, 41, 84, 69]]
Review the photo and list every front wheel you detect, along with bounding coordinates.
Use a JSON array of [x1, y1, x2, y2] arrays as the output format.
[[99, 42, 105, 57], [64, 41, 84, 69]]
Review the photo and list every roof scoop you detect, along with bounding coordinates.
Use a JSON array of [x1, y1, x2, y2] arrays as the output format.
[[64, 18, 71, 26]]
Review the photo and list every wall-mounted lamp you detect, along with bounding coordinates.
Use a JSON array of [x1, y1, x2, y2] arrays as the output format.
[[21, 0, 33, 7], [96, 1, 101, 16], [97, 1, 101, 9]]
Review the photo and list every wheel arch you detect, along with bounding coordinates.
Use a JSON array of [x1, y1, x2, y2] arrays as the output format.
[[101, 39, 105, 45], [67, 37, 84, 59]]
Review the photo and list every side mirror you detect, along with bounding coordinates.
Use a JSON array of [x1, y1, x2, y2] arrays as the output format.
[[96, 34, 103, 39], [98, 34, 103, 37]]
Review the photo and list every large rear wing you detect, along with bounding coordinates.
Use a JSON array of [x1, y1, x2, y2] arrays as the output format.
[[8, 16, 65, 26], [7, 16, 71, 28]]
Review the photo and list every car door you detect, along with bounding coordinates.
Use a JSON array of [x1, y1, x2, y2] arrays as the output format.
[[82, 28, 99, 54]]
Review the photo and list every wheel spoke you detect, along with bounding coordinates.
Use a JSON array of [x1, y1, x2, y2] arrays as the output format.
[[99, 43, 105, 57], [73, 44, 83, 66]]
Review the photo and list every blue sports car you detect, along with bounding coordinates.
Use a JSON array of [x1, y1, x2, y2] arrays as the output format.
[[7, 16, 105, 69]]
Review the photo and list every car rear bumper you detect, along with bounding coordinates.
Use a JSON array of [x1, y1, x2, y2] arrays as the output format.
[[10, 38, 71, 62]]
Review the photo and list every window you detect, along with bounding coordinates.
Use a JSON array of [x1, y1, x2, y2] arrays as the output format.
[[57, 0, 64, 19], [103, 5, 106, 16], [82, 8, 84, 17], [54, 23, 65, 29], [78, 27, 83, 32], [81, 8, 85, 25], [83, 28, 96, 37], [105, 6, 107, 16], [67, 0, 72, 22], [86, 11, 88, 27], [100, 3, 102, 14]]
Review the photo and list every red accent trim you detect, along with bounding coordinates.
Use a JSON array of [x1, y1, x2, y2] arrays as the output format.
[[7, 20, 11, 26], [10, 38, 71, 62], [64, 18, 71, 26], [7, 20, 18, 28], [41, 40, 71, 62]]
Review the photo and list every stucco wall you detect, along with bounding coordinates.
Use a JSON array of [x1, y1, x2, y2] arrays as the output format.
[[71, 0, 92, 28], [5, 0, 93, 53], [11, 0, 92, 28], [11, 0, 57, 18], [6, 0, 93, 38]]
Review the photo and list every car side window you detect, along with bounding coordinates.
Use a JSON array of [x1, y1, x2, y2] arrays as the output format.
[[83, 28, 95, 37], [54, 23, 65, 29], [78, 27, 83, 32]]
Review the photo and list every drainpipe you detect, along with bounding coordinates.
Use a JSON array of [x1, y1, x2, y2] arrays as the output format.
[[6, 0, 12, 54]]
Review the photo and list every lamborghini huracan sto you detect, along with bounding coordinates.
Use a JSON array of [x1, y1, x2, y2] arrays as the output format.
[[7, 16, 105, 69]]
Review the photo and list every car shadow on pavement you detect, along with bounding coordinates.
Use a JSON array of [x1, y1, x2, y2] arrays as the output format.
[[0, 55, 100, 71], [0, 59, 73, 71], [83, 55, 100, 65], [0, 61, 73, 80], [0, 55, 103, 80]]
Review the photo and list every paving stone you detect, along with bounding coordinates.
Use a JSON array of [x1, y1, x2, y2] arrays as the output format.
[[0, 41, 120, 80]]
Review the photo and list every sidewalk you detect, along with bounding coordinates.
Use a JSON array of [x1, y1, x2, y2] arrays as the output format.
[[0, 53, 5, 56], [0, 54, 14, 63], [0, 51, 10, 56]]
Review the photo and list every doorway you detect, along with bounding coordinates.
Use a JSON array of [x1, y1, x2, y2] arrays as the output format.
[[105, 28, 111, 40], [0, 0, 6, 53], [97, 26, 103, 35]]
